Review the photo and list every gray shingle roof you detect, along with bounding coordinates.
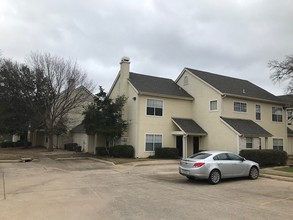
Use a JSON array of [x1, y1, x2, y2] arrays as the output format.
[[172, 118, 207, 135], [129, 72, 193, 99], [186, 68, 284, 104], [221, 117, 272, 137], [71, 123, 85, 133], [278, 95, 293, 107]]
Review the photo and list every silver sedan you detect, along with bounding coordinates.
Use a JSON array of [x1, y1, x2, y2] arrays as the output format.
[[179, 151, 260, 184]]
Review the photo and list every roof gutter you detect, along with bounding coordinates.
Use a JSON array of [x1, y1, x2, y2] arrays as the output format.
[[222, 93, 287, 106], [138, 91, 194, 101]]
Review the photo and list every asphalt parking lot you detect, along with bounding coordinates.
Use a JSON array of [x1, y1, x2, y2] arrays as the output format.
[[0, 158, 293, 220]]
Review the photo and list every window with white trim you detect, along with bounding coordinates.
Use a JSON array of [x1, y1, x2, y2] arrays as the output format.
[[273, 138, 283, 151], [246, 137, 253, 149], [145, 134, 162, 151], [147, 99, 163, 116], [256, 105, 261, 120], [210, 100, 217, 111], [272, 107, 282, 122], [234, 102, 247, 112]]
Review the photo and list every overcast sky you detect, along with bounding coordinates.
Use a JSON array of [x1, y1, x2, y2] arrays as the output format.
[[1, 0, 293, 95]]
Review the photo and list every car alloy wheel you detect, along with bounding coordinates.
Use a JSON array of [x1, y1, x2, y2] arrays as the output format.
[[209, 169, 221, 184], [249, 166, 259, 180]]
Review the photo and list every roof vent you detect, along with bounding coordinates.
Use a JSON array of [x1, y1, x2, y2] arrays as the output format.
[[121, 56, 130, 62], [243, 89, 246, 94]]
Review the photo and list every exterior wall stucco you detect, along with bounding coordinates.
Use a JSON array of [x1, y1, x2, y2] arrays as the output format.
[[222, 97, 287, 151], [134, 95, 193, 158], [176, 70, 288, 154], [177, 70, 241, 153]]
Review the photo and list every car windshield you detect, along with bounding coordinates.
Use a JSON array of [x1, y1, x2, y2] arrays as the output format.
[[189, 153, 211, 159]]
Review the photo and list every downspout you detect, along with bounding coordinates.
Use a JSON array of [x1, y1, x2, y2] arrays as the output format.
[[221, 94, 226, 116], [183, 134, 188, 159]]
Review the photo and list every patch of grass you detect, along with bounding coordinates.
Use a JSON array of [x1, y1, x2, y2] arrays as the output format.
[[274, 167, 293, 173]]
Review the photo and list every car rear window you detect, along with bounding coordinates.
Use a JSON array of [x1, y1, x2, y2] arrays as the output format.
[[189, 153, 211, 159]]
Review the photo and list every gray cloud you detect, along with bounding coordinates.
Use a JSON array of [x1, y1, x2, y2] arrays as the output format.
[[1, 0, 293, 94]]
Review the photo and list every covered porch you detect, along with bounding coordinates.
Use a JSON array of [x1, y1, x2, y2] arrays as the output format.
[[220, 117, 272, 152], [172, 118, 207, 159]]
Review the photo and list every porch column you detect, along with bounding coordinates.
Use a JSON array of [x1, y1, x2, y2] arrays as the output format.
[[183, 134, 188, 159], [265, 137, 268, 149]]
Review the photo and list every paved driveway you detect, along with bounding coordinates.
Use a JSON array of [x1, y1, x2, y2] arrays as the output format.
[[0, 158, 293, 220]]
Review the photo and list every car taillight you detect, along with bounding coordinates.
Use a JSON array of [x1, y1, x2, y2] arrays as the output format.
[[194, 162, 205, 167]]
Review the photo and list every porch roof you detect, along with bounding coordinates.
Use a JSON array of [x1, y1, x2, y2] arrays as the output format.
[[220, 117, 272, 137], [172, 118, 207, 136]]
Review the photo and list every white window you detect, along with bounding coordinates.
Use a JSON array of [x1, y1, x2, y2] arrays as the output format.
[[256, 105, 261, 120], [272, 107, 282, 122], [147, 99, 163, 116], [246, 137, 253, 149], [210, 100, 217, 111], [273, 138, 283, 151], [145, 134, 162, 151], [234, 102, 247, 112]]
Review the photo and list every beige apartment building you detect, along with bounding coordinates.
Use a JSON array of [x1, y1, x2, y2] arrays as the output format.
[[108, 57, 290, 158], [31, 57, 292, 158]]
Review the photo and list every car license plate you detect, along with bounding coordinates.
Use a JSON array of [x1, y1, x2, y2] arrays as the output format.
[[181, 169, 190, 175]]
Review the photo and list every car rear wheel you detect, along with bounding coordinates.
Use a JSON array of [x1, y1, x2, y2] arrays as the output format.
[[208, 169, 221, 184], [249, 166, 259, 180]]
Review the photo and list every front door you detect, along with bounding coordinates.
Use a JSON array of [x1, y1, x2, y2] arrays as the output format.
[[176, 136, 183, 157], [193, 137, 199, 154]]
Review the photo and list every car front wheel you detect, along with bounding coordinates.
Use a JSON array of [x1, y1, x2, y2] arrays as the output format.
[[249, 166, 259, 180], [208, 169, 221, 184]]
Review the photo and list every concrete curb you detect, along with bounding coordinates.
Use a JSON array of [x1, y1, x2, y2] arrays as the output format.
[[54, 157, 115, 166], [0, 158, 39, 163], [260, 173, 293, 182], [0, 159, 21, 163], [133, 160, 179, 167]]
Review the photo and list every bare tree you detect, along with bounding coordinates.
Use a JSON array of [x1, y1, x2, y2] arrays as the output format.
[[269, 54, 293, 94], [26, 52, 94, 151]]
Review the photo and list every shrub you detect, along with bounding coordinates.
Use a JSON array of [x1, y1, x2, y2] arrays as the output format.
[[0, 141, 14, 148], [155, 147, 180, 159], [75, 146, 82, 152], [240, 150, 288, 167], [14, 141, 32, 147], [96, 145, 134, 158], [111, 145, 134, 158], [96, 146, 109, 156], [64, 143, 78, 151]]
